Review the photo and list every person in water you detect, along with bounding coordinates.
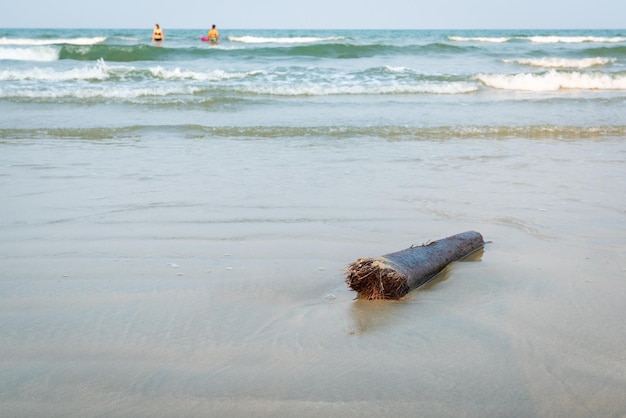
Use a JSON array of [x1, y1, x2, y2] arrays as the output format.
[[207, 24, 219, 45], [152, 24, 164, 43]]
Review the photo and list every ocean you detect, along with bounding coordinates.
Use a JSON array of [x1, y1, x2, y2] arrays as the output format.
[[1, 28, 625, 417]]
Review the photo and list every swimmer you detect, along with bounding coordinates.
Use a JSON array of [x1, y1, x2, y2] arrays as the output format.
[[152, 23, 164, 45], [207, 24, 219, 45]]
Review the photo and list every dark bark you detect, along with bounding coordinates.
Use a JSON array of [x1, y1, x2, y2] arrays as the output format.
[[345, 231, 485, 300]]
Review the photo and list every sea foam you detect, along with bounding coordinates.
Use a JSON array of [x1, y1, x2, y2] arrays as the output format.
[[0, 85, 199, 100], [228, 36, 343, 44], [0, 46, 59, 61], [237, 81, 478, 96], [0, 37, 107, 46], [450, 35, 626, 44], [504, 57, 616, 69], [477, 70, 626, 91], [449, 36, 510, 43], [150, 67, 257, 81], [527, 36, 626, 44], [0, 59, 109, 81]]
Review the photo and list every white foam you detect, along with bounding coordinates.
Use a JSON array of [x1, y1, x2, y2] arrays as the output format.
[[236, 81, 478, 96], [0, 59, 109, 81], [384, 66, 411, 73], [449, 36, 510, 43], [150, 66, 257, 81], [503, 57, 616, 69], [526, 36, 626, 44], [0, 37, 107, 46], [0, 46, 59, 61], [0, 84, 199, 100], [449, 35, 626, 44], [228, 35, 343, 44], [477, 70, 626, 91]]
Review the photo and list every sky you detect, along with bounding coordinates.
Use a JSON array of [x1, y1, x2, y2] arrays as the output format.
[[1, 0, 624, 29]]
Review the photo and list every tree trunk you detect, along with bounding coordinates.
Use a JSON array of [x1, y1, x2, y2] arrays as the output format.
[[345, 231, 485, 300]]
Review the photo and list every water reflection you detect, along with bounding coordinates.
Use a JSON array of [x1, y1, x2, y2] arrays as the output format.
[[348, 247, 485, 335]]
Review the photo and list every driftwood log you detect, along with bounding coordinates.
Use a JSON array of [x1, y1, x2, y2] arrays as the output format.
[[345, 231, 485, 300]]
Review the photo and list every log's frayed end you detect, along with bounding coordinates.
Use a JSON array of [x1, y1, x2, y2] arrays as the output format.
[[345, 258, 410, 300]]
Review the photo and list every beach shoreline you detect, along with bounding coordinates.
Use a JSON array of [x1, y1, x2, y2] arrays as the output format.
[[2, 27, 625, 417]]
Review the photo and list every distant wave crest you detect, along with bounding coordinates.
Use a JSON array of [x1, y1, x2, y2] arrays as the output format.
[[503, 57, 616, 69], [449, 36, 510, 43], [227, 35, 343, 44], [450, 35, 626, 44], [0, 37, 107, 46], [527, 36, 626, 44]]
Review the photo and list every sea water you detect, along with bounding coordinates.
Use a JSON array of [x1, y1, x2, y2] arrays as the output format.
[[1, 28, 625, 417], [1, 28, 625, 131]]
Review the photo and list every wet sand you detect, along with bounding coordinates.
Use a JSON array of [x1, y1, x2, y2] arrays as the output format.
[[1, 134, 625, 417]]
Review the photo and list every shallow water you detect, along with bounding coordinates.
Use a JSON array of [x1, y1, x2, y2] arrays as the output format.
[[1, 132, 625, 417]]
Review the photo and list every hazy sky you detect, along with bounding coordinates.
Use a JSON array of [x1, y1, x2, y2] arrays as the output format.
[[1, 0, 624, 29]]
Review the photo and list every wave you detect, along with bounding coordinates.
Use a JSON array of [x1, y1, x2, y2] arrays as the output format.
[[228, 35, 344, 44], [450, 35, 626, 44], [0, 84, 200, 101], [7, 62, 625, 100], [58, 43, 171, 62], [527, 36, 626, 44], [503, 57, 616, 69], [477, 70, 626, 91], [582, 45, 626, 58], [0, 80, 478, 102], [0, 37, 107, 46], [449, 36, 510, 43], [260, 42, 467, 59], [0, 46, 59, 61], [0, 68, 479, 101], [0, 59, 109, 81], [236, 81, 478, 96], [49, 42, 470, 62], [284, 42, 461, 59], [0, 61, 259, 84], [3, 125, 626, 141], [150, 66, 259, 81]]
